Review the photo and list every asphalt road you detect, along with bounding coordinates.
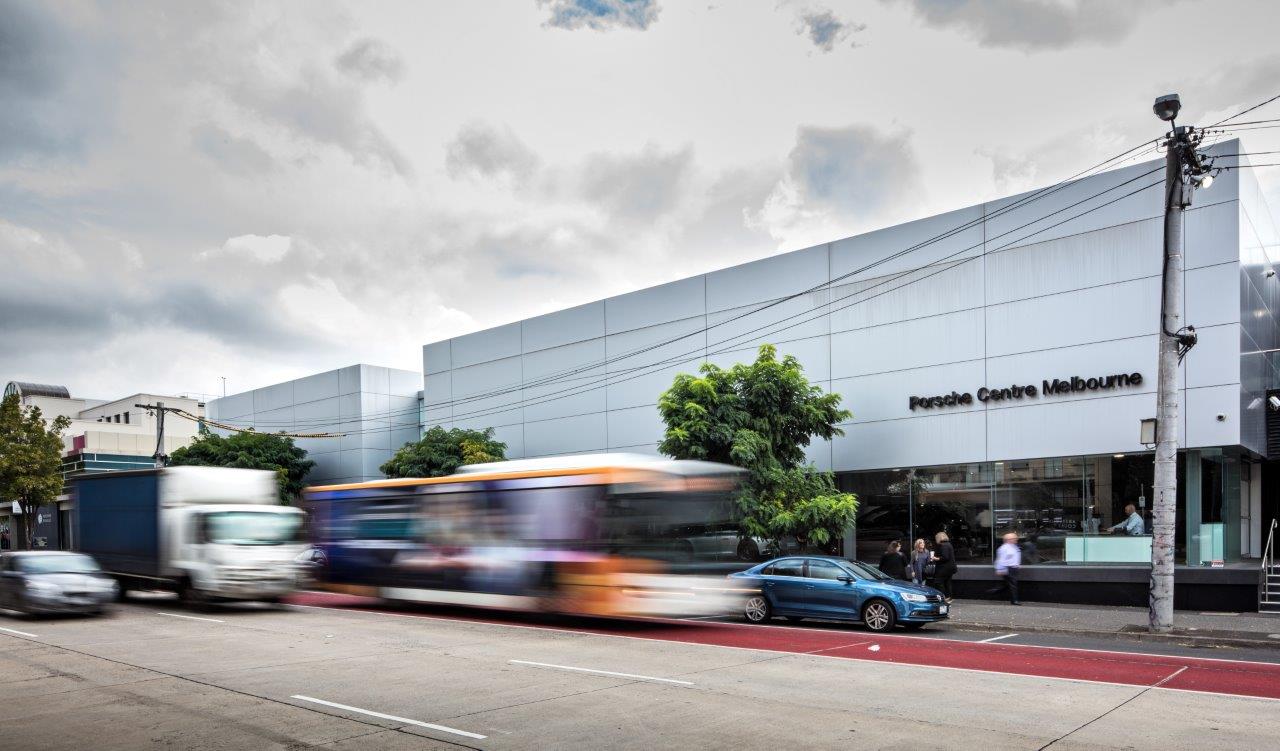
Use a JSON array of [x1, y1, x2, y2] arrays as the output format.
[[2, 595, 1278, 750]]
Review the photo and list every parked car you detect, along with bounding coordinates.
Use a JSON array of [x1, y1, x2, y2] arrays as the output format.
[[728, 555, 949, 632], [0, 551, 118, 616]]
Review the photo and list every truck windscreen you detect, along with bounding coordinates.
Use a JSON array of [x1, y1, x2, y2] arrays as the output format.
[[205, 512, 304, 546]]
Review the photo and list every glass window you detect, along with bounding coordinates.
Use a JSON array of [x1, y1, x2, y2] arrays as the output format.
[[17, 554, 100, 574], [805, 560, 844, 580], [204, 512, 305, 545], [768, 559, 804, 577]]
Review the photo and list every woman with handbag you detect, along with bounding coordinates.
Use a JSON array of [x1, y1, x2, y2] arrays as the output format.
[[931, 531, 957, 602], [910, 538, 932, 585]]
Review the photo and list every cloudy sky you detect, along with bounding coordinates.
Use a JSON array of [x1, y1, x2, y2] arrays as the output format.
[[3, 0, 1278, 400]]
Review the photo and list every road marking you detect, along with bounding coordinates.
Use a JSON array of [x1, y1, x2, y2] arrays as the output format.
[[805, 641, 871, 654], [509, 659, 695, 685], [291, 695, 486, 740], [156, 612, 225, 623], [978, 633, 1019, 643], [1152, 666, 1188, 687], [0, 626, 38, 638]]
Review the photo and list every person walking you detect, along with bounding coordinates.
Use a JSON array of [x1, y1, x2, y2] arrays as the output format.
[[989, 532, 1022, 605], [909, 538, 931, 586], [931, 531, 957, 602], [879, 540, 909, 580]]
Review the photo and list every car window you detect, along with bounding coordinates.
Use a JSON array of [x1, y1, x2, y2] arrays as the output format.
[[768, 559, 804, 577], [805, 560, 845, 580]]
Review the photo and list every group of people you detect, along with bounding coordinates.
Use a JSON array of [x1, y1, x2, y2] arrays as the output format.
[[877, 532, 958, 603]]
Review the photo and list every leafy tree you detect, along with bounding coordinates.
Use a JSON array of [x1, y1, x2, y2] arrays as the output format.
[[0, 393, 71, 549], [169, 428, 315, 503], [658, 344, 858, 551], [381, 426, 506, 478]]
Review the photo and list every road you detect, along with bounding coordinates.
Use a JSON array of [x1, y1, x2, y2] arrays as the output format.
[[2, 594, 1277, 750]]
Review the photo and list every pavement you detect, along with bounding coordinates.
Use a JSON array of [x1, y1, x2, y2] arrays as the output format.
[[3, 597, 1280, 750], [943, 598, 1280, 647]]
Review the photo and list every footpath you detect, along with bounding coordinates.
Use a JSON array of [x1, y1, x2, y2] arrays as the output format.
[[942, 598, 1280, 648]]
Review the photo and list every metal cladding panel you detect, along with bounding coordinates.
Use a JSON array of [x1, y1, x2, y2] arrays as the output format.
[[830, 308, 984, 380], [985, 276, 1160, 358], [424, 372, 452, 408], [389, 426, 422, 454], [803, 437, 832, 472], [833, 360, 986, 424], [1185, 384, 1242, 448], [1186, 261, 1242, 328], [252, 381, 294, 413], [207, 393, 252, 421], [985, 219, 1161, 306], [606, 275, 707, 335], [451, 321, 522, 368], [389, 369, 422, 397], [448, 356, 524, 428], [293, 369, 341, 405], [360, 365, 391, 396], [338, 365, 361, 396], [490, 424, 525, 460], [522, 301, 605, 353], [293, 395, 339, 425], [830, 203, 985, 282], [708, 335, 831, 383], [607, 404, 665, 449], [828, 258, 984, 333], [524, 412, 607, 457], [706, 294, 828, 350], [984, 159, 1166, 251], [606, 316, 707, 411], [1184, 324, 1240, 389], [985, 391, 1184, 461], [360, 448, 391, 479], [1184, 201, 1240, 270], [423, 340, 452, 376], [832, 411, 985, 471], [521, 339, 607, 422], [307, 452, 344, 484], [705, 242, 829, 313], [985, 336, 1158, 406]]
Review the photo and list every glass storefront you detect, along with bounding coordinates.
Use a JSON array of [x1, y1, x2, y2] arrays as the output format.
[[840, 449, 1245, 566]]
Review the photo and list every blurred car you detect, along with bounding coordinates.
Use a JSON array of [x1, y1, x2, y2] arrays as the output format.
[[728, 555, 949, 632], [670, 523, 799, 562], [0, 551, 117, 616], [293, 545, 328, 586]]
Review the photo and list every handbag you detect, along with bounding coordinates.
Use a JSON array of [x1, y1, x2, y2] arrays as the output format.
[[923, 561, 937, 578]]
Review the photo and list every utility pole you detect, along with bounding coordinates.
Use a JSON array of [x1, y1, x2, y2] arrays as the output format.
[[1149, 94, 1212, 633], [136, 402, 170, 468], [219, 377, 227, 398]]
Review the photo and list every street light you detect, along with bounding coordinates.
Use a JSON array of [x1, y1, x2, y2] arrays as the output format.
[[1153, 94, 1181, 122]]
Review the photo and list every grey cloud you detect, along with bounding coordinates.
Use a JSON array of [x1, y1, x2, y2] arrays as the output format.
[[894, 0, 1163, 51], [788, 124, 919, 213], [190, 123, 275, 177], [445, 122, 540, 184], [797, 9, 866, 52], [539, 0, 661, 31], [335, 38, 405, 83], [579, 144, 694, 223]]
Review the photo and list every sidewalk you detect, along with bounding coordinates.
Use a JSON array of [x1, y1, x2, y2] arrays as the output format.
[[943, 599, 1280, 647]]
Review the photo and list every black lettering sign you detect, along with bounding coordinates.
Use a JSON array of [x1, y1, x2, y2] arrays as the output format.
[[914, 372, 1143, 411]]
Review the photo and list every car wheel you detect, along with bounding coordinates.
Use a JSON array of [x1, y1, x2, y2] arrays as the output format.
[[736, 539, 760, 561], [743, 595, 771, 623], [861, 599, 896, 632]]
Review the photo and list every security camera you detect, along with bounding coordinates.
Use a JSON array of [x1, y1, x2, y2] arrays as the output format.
[[1216, 413, 1226, 422], [1269, 395, 1280, 411], [1153, 94, 1182, 122], [1267, 270, 1276, 278]]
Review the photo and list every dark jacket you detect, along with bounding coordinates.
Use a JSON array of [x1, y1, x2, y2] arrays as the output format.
[[879, 550, 908, 580], [933, 542, 957, 577], [911, 550, 931, 582]]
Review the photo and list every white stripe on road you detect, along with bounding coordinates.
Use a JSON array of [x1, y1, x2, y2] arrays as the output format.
[[156, 612, 225, 623], [290, 695, 486, 740], [510, 659, 695, 685], [1152, 665, 1188, 687], [978, 633, 1019, 643], [0, 625, 38, 638]]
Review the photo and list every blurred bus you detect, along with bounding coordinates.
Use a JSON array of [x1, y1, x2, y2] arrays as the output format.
[[302, 454, 744, 617]]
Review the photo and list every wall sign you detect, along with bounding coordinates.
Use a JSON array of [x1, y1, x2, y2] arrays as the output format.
[[908, 372, 1143, 411]]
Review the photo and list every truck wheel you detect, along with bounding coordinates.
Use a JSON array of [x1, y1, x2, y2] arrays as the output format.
[[178, 579, 206, 610], [115, 579, 129, 602]]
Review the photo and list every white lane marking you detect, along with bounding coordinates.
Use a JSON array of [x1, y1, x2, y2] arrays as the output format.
[[1152, 665, 1189, 687], [156, 612, 225, 623], [979, 633, 1020, 643], [0, 625, 39, 638], [291, 695, 486, 740], [805, 641, 871, 654], [510, 659, 694, 685], [867, 644, 881, 652]]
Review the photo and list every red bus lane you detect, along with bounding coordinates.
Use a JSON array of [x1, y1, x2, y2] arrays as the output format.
[[288, 593, 1280, 701]]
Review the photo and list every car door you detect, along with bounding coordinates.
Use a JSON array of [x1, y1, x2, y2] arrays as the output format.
[[761, 558, 808, 613], [804, 559, 858, 618]]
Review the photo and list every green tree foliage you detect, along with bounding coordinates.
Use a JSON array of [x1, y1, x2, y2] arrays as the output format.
[[381, 426, 506, 478], [0, 393, 72, 549], [169, 428, 315, 503], [658, 344, 858, 550]]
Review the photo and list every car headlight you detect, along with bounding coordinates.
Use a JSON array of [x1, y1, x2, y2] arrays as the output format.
[[900, 593, 927, 602]]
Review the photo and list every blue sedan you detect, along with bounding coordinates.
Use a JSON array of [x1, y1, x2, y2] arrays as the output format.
[[728, 556, 949, 632]]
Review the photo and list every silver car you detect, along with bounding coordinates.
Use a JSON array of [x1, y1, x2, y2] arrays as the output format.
[[0, 551, 117, 616]]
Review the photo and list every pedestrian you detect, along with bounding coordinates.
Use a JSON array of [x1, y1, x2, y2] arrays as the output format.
[[879, 540, 908, 580], [1109, 504, 1145, 536], [909, 538, 931, 585], [988, 532, 1022, 605], [0, 530, 8, 550], [931, 531, 957, 602]]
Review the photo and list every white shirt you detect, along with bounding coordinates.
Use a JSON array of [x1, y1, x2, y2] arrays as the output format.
[[995, 541, 1021, 574], [1111, 511, 1145, 536]]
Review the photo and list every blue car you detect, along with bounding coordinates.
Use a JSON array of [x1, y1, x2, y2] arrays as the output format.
[[728, 556, 949, 632]]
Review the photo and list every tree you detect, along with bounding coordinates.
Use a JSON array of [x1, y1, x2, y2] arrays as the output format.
[[381, 426, 506, 478], [658, 344, 858, 551], [0, 393, 71, 550], [169, 428, 315, 503]]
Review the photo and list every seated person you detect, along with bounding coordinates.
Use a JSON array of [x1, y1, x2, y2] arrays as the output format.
[[1108, 504, 1145, 536]]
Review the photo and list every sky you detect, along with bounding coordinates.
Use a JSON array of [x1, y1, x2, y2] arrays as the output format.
[[3, 0, 1279, 401]]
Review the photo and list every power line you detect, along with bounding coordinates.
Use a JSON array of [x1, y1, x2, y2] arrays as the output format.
[[1209, 92, 1280, 127]]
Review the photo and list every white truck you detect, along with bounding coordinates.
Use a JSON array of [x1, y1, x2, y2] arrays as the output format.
[[75, 466, 307, 605]]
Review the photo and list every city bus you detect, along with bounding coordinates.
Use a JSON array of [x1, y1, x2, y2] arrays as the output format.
[[302, 454, 744, 617]]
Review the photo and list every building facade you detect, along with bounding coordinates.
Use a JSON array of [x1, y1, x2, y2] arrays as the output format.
[[420, 142, 1280, 594], [205, 364, 422, 486]]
